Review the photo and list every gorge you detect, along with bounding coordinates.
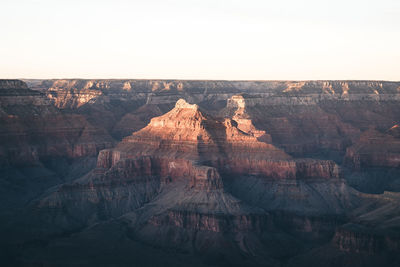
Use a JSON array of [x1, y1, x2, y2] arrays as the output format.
[[1, 79, 400, 266]]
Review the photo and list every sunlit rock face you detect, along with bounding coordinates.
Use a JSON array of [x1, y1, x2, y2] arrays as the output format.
[[2, 79, 400, 267], [101, 98, 341, 181], [227, 94, 272, 143]]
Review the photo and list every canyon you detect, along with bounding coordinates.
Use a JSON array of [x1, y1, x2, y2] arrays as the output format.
[[1, 79, 400, 266]]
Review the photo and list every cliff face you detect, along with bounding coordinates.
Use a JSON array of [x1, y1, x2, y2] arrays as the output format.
[[29, 79, 400, 97], [332, 192, 400, 254], [0, 80, 114, 165], [24, 80, 400, 114], [345, 127, 400, 170]]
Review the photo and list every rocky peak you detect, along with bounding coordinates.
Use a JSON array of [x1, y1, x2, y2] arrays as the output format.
[[227, 95, 272, 143], [147, 99, 206, 130], [138, 98, 269, 147], [123, 99, 214, 148], [116, 99, 293, 176], [175, 98, 199, 110]]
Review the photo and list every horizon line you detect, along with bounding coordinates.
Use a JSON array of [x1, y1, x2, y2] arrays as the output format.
[[10, 78, 400, 83]]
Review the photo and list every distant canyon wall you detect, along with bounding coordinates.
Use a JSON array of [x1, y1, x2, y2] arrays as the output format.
[[25, 79, 400, 109]]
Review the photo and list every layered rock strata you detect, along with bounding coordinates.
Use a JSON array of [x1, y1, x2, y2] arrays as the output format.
[[34, 98, 348, 239], [4, 79, 400, 266], [0, 80, 114, 166], [345, 127, 400, 170]]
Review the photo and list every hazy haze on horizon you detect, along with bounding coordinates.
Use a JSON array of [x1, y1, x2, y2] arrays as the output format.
[[1, 0, 399, 80]]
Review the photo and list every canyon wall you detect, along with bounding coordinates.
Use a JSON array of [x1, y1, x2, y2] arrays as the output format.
[[1, 79, 400, 267]]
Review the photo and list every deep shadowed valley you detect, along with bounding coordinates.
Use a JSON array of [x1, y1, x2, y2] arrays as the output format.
[[1, 79, 400, 266]]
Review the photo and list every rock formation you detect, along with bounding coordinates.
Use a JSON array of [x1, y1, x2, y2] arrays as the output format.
[[0, 80, 115, 236], [2, 79, 400, 267], [0, 80, 114, 166], [28, 97, 359, 267]]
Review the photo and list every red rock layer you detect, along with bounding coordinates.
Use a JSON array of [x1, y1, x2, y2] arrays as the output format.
[[99, 99, 340, 180], [97, 154, 223, 191]]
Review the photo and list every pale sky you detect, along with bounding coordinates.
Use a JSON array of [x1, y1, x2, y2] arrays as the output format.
[[1, 0, 399, 80]]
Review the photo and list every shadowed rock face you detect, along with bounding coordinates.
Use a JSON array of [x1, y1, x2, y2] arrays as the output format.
[[2, 79, 400, 267], [0, 80, 114, 166], [0, 81, 115, 216], [345, 127, 400, 170]]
